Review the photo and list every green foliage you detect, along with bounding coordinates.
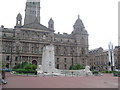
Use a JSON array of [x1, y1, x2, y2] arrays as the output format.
[[1, 62, 6, 69], [92, 70, 100, 76], [113, 72, 119, 77], [24, 63, 37, 70], [31, 64, 37, 70], [13, 61, 29, 69], [101, 71, 117, 73], [22, 61, 29, 68], [69, 64, 85, 70], [92, 71, 99, 74], [13, 63, 21, 69], [24, 64, 32, 70], [2, 64, 6, 69], [12, 69, 36, 74], [12, 61, 37, 74]]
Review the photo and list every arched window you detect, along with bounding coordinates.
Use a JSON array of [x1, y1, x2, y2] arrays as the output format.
[[32, 60, 37, 65]]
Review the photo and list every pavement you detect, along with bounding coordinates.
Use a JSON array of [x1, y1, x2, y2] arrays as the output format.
[[2, 72, 118, 88]]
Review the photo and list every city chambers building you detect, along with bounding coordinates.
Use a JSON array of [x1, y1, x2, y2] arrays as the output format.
[[0, 0, 119, 71]]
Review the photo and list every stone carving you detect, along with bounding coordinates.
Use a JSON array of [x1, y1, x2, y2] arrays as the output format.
[[84, 65, 92, 76], [36, 65, 43, 74]]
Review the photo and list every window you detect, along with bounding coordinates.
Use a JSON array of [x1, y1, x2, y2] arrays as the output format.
[[18, 21, 20, 24], [6, 56, 9, 61], [81, 48, 85, 55], [57, 58, 59, 62], [68, 40, 69, 42], [57, 64, 59, 69], [71, 58, 73, 65], [15, 56, 18, 61], [74, 40, 76, 43], [65, 64, 67, 69], [32, 47, 34, 53], [64, 58, 67, 63]]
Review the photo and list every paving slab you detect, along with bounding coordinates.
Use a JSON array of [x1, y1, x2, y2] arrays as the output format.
[[3, 72, 118, 88]]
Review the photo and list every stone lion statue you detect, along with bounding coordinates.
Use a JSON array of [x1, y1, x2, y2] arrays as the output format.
[[36, 65, 43, 74], [85, 65, 90, 71]]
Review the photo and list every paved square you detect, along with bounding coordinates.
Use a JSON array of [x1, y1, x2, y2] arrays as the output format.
[[3, 73, 118, 88]]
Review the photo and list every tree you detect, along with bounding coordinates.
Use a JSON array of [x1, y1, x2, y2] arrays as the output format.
[[31, 64, 37, 70], [24, 64, 32, 70], [69, 64, 85, 70]]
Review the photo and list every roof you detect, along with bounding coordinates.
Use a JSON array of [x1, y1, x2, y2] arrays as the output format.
[[22, 18, 53, 32], [54, 33, 73, 39], [89, 47, 103, 54], [22, 23, 48, 30], [0, 28, 14, 33]]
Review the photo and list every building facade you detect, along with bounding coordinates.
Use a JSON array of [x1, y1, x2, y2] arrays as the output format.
[[88, 47, 119, 71], [0, 0, 118, 71]]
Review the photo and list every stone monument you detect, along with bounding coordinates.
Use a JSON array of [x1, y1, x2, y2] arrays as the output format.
[[41, 44, 56, 74], [108, 42, 115, 71], [37, 44, 92, 76]]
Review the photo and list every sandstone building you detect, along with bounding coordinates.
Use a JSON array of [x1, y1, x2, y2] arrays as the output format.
[[0, 0, 118, 71]]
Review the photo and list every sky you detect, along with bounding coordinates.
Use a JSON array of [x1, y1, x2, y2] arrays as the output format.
[[0, 0, 119, 50]]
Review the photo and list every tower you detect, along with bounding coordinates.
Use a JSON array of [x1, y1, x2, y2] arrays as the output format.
[[48, 18, 54, 30], [24, 0, 40, 25], [71, 15, 89, 66], [72, 15, 89, 55], [16, 13, 22, 27], [108, 42, 115, 71]]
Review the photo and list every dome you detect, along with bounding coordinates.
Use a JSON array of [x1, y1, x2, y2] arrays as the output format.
[[73, 15, 85, 30]]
